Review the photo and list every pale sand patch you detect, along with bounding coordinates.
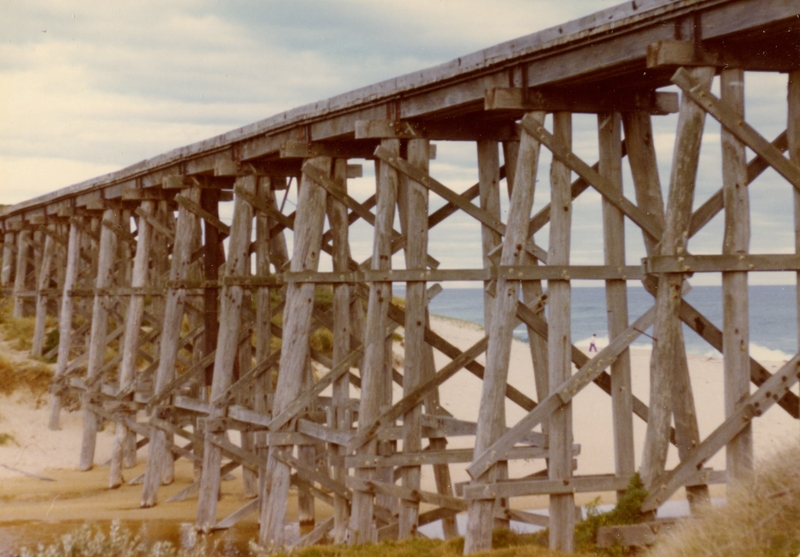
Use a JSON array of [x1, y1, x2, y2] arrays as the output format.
[[417, 314, 796, 508], [0, 313, 795, 528]]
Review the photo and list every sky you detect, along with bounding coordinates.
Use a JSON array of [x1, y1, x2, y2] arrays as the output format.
[[0, 0, 795, 286]]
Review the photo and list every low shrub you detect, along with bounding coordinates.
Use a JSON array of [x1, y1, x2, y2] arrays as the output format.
[[18, 521, 217, 557]]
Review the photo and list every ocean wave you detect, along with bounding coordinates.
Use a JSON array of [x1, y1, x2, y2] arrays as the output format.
[[701, 343, 794, 362], [512, 329, 794, 362]]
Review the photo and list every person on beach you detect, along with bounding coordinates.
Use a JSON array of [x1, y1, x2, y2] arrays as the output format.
[[588, 333, 597, 353]]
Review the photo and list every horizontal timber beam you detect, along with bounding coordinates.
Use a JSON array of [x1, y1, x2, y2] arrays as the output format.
[[644, 253, 800, 274], [485, 88, 678, 114]]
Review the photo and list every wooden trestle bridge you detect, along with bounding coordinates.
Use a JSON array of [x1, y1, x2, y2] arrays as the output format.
[[1, 0, 799, 552]]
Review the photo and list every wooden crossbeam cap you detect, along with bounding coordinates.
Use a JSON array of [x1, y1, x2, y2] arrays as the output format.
[[356, 118, 518, 142], [215, 160, 268, 177], [82, 198, 106, 211], [163, 175, 201, 189], [647, 40, 800, 71], [355, 119, 424, 139], [486, 88, 678, 115], [280, 140, 376, 159], [122, 187, 174, 201]]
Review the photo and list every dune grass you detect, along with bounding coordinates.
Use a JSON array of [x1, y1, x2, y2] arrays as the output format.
[[0, 298, 59, 358], [646, 442, 800, 557], [0, 352, 53, 400]]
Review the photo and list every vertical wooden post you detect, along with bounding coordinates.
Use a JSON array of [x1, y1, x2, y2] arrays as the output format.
[[260, 157, 330, 549], [202, 188, 222, 387], [326, 160, 352, 543], [149, 200, 172, 358], [477, 139, 509, 530], [350, 141, 400, 544], [268, 187, 291, 270], [254, 176, 275, 514], [479, 140, 502, 331], [397, 138, 430, 538], [788, 71, 800, 436], [13, 229, 30, 318], [598, 113, 635, 487], [623, 113, 664, 256], [31, 230, 55, 357], [623, 111, 707, 506], [54, 223, 67, 323], [196, 175, 256, 530], [721, 68, 753, 482], [239, 327, 258, 499], [298, 360, 318, 530], [48, 220, 81, 430], [547, 112, 575, 552], [1, 231, 13, 287], [79, 207, 119, 471], [32, 230, 43, 294], [141, 187, 201, 508], [503, 141, 550, 406], [109, 200, 155, 488], [640, 67, 715, 490], [464, 112, 545, 555]]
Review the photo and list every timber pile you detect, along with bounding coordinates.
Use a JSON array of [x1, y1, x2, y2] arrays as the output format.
[[1, 0, 799, 553]]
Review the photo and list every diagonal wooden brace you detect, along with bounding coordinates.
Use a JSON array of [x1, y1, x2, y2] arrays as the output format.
[[467, 305, 657, 480], [641, 354, 800, 512], [672, 67, 800, 192], [520, 113, 663, 243]]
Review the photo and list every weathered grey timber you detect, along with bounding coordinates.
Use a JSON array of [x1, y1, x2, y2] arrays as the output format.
[[109, 200, 155, 488], [0, 232, 13, 287], [640, 66, 715, 490], [31, 231, 54, 357], [80, 208, 119, 471], [325, 160, 353, 543], [261, 157, 330, 549], [598, 112, 635, 491], [720, 68, 752, 482], [48, 220, 81, 430], [141, 187, 201, 507], [2, 1, 799, 554], [13, 229, 30, 318], [350, 141, 399, 544], [546, 112, 575, 552], [464, 114, 545, 554], [197, 174, 256, 531]]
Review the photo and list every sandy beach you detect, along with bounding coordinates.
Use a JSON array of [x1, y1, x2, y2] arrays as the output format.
[[0, 314, 796, 550]]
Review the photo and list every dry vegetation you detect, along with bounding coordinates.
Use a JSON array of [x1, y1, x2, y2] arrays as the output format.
[[646, 443, 800, 557], [0, 352, 53, 401], [0, 297, 59, 358], [0, 299, 55, 402], [18, 521, 219, 557]]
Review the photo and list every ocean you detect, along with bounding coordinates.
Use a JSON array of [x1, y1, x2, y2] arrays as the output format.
[[401, 284, 798, 361]]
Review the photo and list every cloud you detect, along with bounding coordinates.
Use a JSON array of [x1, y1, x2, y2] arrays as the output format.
[[1, 0, 797, 287]]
